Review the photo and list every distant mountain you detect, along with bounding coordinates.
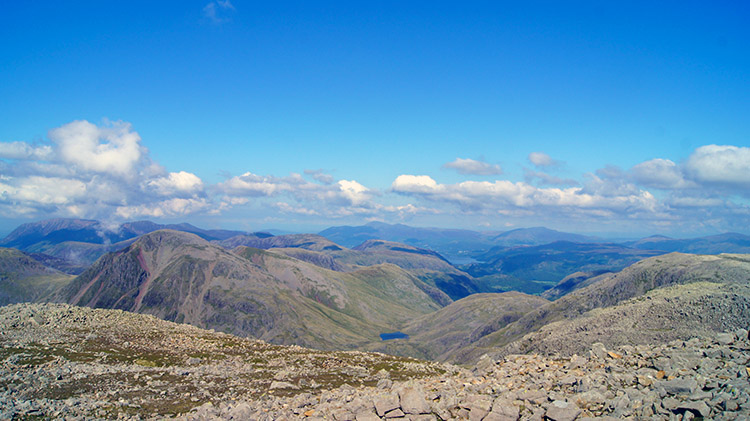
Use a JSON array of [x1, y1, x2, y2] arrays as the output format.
[[1, 218, 251, 249], [219, 234, 479, 301], [319, 222, 499, 263], [319, 223, 617, 265], [491, 227, 600, 247], [217, 233, 342, 251], [0, 218, 259, 272], [0, 248, 73, 305], [462, 241, 664, 294], [627, 232, 750, 254], [57, 230, 445, 350]]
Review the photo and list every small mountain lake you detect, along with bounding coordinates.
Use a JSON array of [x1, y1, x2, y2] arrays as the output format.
[[380, 332, 409, 341]]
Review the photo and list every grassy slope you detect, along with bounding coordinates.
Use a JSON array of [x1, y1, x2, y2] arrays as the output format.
[[0, 248, 74, 305]]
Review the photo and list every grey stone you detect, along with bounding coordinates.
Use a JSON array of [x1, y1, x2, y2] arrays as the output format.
[[736, 328, 749, 341], [384, 408, 405, 418], [489, 398, 519, 421], [468, 398, 492, 421], [374, 393, 400, 416], [377, 378, 393, 390], [332, 409, 356, 421], [269, 381, 299, 390], [661, 397, 680, 410], [355, 411, 381, 421], [475, 354, 495, 374], [716, 332, 736, 345], [723, 399, 740, 411], [678, 401, 711, 417], [658, 378, 698, 396], [408, 415, 436, 421], [590, 343, 608, 360], [398, 382, 430, 414], [545, 405, 581, 421]]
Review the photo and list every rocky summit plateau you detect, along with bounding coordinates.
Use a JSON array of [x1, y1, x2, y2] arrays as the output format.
[[2, 303, 749, 420]]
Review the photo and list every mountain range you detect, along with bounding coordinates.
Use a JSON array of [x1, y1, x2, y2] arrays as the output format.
[[1, 218, 749, 368], [55, 230, 451, 351]]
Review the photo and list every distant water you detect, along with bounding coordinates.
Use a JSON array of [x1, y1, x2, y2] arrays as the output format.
[[380, 332, 409, 341]]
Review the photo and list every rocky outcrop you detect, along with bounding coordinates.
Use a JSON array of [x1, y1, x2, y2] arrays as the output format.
[[452, 252, 750, 363]]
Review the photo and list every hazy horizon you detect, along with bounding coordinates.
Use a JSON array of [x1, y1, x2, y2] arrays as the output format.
[[2, 2, 749, 238]]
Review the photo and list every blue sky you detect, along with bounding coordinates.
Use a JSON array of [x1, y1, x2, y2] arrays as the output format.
[[1, 1, 749, 237]]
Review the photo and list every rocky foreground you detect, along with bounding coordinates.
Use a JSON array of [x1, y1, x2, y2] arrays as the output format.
[[1, 303, 749, 420]]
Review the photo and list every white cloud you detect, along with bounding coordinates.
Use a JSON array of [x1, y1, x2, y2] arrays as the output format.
[[4, 121, 750, 234], [48, 120, 146, 177], [685, 145, 750, 188], [581, 167, 641, 198], [216, 171, 380, 218], [218, 172, 300, 197], [337, 180, 370, 205], [528, 152, 560, 168], [630, 159, 693, 189], [115, 198, 211, 219], [392, 174, 660, 216], [148, 171, 204, 196], [391, 175, 440, 193], [0, 120, 209, 222], [443, 158, 502, 175], [0, 141, 53, 160], [13, 176, 87, 205]]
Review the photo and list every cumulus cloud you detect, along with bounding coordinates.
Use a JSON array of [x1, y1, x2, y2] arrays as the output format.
[[628, 145, 750, 197], [4, 121, 750, 234], [216, 171, 381, 218], [443, 158, 502, 175], [684, 145, 750, 188], [581, 166, 641, 198], [217, 172, 301, 197], [337, 180, 369, 205], [630, 159, 691, 189], [0, 120, 208, 222], [148, 171, 204, 196], [528, 152, 560, 168], [49, 120, 146, 177], [392, 174, 660, 217]]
